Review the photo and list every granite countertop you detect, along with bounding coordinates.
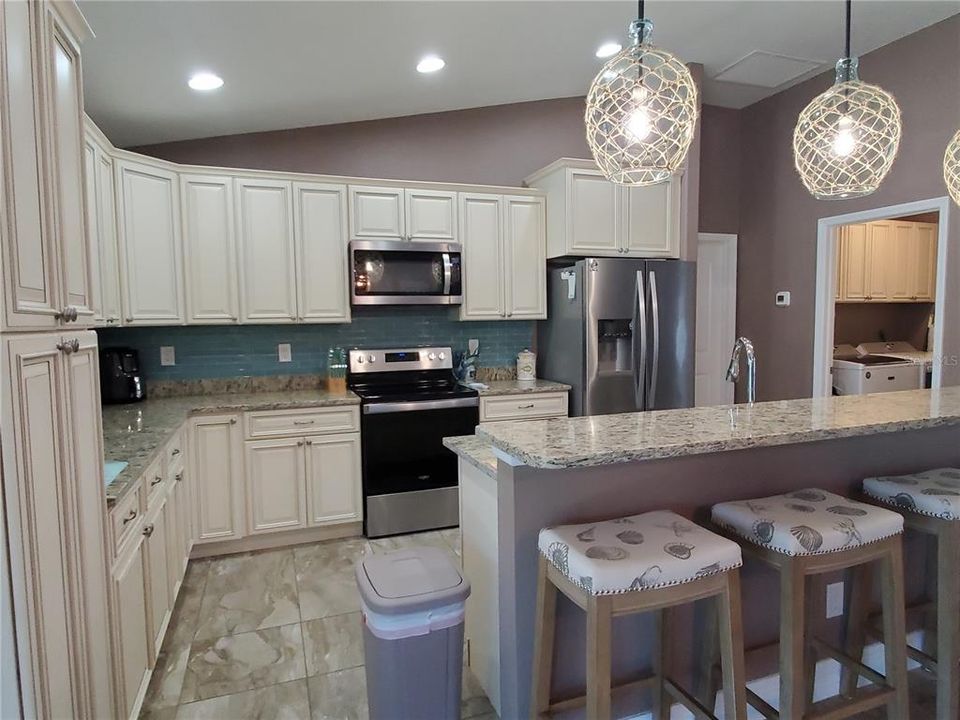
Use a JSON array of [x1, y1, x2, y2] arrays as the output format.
[[443, 435, 498, 479], [464, 379, 571, 396], [475, 387, 960, 469], [103, 389, 360, 505]]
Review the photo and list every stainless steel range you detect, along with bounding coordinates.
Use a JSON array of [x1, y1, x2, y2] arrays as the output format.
[[347, 346, 478, 537]]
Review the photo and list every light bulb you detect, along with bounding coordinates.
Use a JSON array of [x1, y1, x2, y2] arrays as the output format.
[[832, 116, 857, 157], [625, 86, 652, 142]]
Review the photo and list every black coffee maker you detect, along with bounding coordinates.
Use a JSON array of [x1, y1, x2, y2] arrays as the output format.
[[99, 347, 146, 404]]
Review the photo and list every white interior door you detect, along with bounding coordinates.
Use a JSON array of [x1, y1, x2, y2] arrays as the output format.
[[695, 233, 737, 406]]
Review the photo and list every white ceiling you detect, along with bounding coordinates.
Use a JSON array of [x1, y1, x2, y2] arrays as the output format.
[[78, 0, 960, 148]]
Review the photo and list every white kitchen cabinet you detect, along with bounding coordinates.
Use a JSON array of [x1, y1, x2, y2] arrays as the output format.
[[294, 182, 351, 322], [459, 194, 503, 320], [245, 438, 307, 534], [112, 535, 149, 720], [503, 195, 546, 319], [181, 173, 239, 323], [479, 392, 569, 422], [913, 222, 937, 301], [236, 178, 298, 323], [116, 158, 184, 324], [459, 193, 546, 321], [143, 492, 171, 661], [1, 331, 115, 720], [405, 189, 458, 242], [164, 469, 188, 598], [837, 220, 938, 303], [306, 434, 362, 526], [349, 185, 457, 242], [838, 223, 869, 301], [865, 221, 894, 301], [526, 159, 682, 260], [191, 414, 245, 543], [83, 130, 123, 327]]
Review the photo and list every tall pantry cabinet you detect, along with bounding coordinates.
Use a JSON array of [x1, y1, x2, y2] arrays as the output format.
[[1, 2, 117, 719]]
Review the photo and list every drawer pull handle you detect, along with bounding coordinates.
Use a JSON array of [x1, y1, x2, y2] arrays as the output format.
[[175, 472, 183, 482], [142, 524, 154, 538], [151, 475, 163, 486], [293, 420, 315, 425], [171, 448, 181, 456], [121, 509, 137, 525], [518, 403, 535, 409]]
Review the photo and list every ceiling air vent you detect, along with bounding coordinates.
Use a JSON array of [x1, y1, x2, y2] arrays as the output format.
[[713, 51, 825, 88]]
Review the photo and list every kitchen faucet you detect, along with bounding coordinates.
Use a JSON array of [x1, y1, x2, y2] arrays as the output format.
[[726, 337, 757, 404]]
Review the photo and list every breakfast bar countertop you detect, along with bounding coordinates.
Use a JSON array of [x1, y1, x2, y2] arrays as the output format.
[[443, 435, 498, 478], [475, 387, 960, 469], [102, 389, 360, 505]]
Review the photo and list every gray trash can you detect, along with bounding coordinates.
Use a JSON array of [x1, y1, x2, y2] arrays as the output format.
[[356, 546, 471, 720]]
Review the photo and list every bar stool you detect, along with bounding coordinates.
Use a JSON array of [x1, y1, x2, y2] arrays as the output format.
[[712, 488, 909, 720], [850, 468, 960, 720], [530, 510, 747, 720]]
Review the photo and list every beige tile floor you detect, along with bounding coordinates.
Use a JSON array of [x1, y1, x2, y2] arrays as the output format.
[[139, 528, 495, 720]]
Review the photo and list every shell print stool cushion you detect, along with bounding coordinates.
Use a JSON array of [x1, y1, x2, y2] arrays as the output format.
[[863, 468, 960, 521], [537, 510, 742, 595], [712, 489, 903, 556]]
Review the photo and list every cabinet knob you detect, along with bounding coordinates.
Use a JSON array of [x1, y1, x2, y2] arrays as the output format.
[[297, 440, 304, 447], [121, 509, 137, 525], [125, 317, 133, 323], [142, 523, 154, 538], [151, 475, 163, 486], [175, 472, 183, 482], [229, 418, 238, 424], [171, 448, 181, 456], [305, 440, 313, 446], [56, 339, 80, 354], [56, 306, 78, 322]]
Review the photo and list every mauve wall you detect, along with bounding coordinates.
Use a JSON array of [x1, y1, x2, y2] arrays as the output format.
[[736, 15, 960, 400], [698, 104, 742, 235]]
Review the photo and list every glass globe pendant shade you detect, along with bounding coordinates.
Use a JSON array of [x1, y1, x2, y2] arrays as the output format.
[[585, 19, 699, 186], [793, 58, 902, 200], [944, 130, 960, 206]]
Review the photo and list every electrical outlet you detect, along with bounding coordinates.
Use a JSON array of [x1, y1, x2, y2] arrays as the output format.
[[278, 343, 292, 363], [775, 290, 791, 307], [826, 581, 844, 618], [160, 346, 176, 366]]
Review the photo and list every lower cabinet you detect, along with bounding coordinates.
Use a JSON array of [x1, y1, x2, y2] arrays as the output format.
[[143, 490, 171, 661], [112, 535, 150, 719], [306, 434, 362, 525], [478, 392, 569, 423], [191, 413, 245, 543]]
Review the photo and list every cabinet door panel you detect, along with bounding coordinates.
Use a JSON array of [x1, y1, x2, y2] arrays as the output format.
[[840, 224, 869, 301], [888, 221, 917, 301], [117, 160, 184, 323], [83, 139, 103, 321], [44, 11, 94, 324], [96, 150, 122, 324], [245, 438, 306, 533], [112, 540, 149, 720], [503, 196, 546, 319], [144, 498, 170, 661], [405, 189, 457, 242], [0, 0, 60, 329], [622, 177, 680, 258], [914, 223, 937, 301], [866, 221, 893, 301], [349, 186, 404, 240], [236, 179, 297, 322], [567, 169, 620, 254], [306, 434, 361, 526], [294, 182, 350, 322], [192, 415, 244, 542], [181, 174, 238, 323], [459, 193, 503, 320]]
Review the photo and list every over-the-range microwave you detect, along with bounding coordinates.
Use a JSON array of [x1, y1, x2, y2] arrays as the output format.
[[350, 240, 462, 306]]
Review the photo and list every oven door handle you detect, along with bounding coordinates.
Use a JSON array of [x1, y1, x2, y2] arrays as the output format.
[[363, 397, 479, 414], [442, 253, 452, 295]]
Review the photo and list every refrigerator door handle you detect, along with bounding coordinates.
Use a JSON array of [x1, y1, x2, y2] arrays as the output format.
[[633, 270, 647, 410], [648, 269, 661, 410]]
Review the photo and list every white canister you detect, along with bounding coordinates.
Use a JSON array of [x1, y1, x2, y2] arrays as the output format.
[[517, 349, 537, 381]]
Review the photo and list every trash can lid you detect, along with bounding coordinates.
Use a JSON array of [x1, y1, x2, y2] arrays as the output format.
[[355, 546, 471, 615]]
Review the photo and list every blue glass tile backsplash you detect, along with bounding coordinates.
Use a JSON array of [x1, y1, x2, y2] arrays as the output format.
[[96, 307, 534, 381]]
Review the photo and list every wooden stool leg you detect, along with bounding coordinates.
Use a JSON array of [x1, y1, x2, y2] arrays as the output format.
[[531, 556, 558, 720], [695, 597, 720, 715], [879, 539, 910, 720], [717, 568, 748, 720], [780, 561, 806, 720], [841, 561, 873, 698], [586, 595, 613, 720], [937, 522, 960, 720], [652, 607, 671, 720], [805, 575, 825, 706]]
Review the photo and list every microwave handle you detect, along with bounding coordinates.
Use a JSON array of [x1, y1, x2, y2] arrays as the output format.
[[442, 253, 452, 295]]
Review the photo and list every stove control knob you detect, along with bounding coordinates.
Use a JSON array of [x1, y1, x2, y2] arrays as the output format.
[[428, 352, 437, 361], [367, 354, 376, 363], [356, 356, 364, 364], [438, 352, 446, 361]]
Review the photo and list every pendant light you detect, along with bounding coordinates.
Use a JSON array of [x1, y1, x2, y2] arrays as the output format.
[[945, 130, 960, 206], [585, 0, 698, 186], [793, 0, 901, 200]]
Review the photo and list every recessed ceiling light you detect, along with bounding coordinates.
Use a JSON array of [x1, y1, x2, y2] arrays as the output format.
[[416, 55, 445, 74], [188, 72, 224, 91], [595, 42, 622, 59]]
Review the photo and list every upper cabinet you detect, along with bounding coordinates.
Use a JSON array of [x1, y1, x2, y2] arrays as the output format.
[[116, 158, 185, 324], [83, 123, 122, 325], [236, 178, 298, 323], [349, 185, 457, 243], [459, 193, 546, 321], [294, 182, 351, 323], [525, 159, 682, 260], [181, 173, 239, 323], [1, 0, 94, 330], [836, 220, 938, 303]]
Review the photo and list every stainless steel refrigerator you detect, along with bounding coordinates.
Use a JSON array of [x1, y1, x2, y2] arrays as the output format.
[[538, 258, 696, 416]]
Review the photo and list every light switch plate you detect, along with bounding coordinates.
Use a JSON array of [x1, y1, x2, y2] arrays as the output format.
[[160, 346, 175, 366], [775, 290, 791, 307], [826, 581, 844, 618], [278, 343, 292, 363]]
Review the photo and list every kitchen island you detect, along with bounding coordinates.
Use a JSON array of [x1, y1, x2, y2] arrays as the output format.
[[445, 387, 960, 719]]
